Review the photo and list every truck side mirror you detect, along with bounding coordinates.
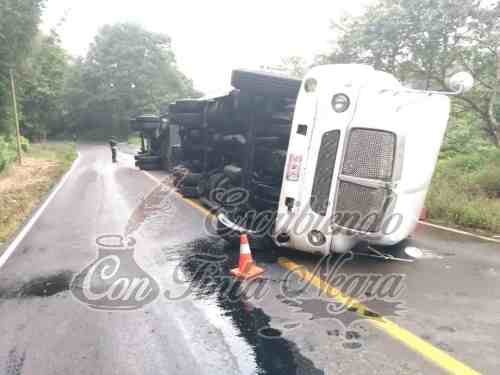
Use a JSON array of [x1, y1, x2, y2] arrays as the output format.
[[448, 72, 474, 94]]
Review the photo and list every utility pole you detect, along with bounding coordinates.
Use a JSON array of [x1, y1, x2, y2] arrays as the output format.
[[9, 68, 22, 165]]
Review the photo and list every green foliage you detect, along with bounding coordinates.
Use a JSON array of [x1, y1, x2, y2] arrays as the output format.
[[28, 142, 77, 168], [472, 167, 500, 198], [0, 136, 15, 172], [0, 0, 45, 66], [0, 0, 45, 135], [279, 56, 308, 79], [66, 23, 197, 140], [20, 136, 29, 152], [0, 135, 30, 172], [19, 32, 68, 140], [441, 106, 492, 158], [427, 149, 500, 232], [0, 6, 194, 143], [0, 142, 76, 243], [128, 134, 141, 146], [322, 0, 500, 147]]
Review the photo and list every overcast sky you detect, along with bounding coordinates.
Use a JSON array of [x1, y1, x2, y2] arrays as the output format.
[[41, 0, 371, 93]]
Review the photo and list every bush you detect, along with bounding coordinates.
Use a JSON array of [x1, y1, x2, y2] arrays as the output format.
[[440, 152, 487, 174], [427, 149, 500, 233], [0, 136, 17, 173], [20, 136, 30, 153], [0, 136, 31, 172], [471, 166, 500, 198]]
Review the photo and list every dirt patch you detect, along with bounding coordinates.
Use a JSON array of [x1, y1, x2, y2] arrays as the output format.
[[0, 144, 76, 246]]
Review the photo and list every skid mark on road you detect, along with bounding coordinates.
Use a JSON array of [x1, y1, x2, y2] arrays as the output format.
[[279, 257, 481, 375]]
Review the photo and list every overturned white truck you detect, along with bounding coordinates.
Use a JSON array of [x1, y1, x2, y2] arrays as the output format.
[[134, 64, 473, 255]]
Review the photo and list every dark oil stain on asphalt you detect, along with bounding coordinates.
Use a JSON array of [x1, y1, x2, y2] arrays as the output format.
[[5, 347, 26, 375], [0, 271, 73, 299], [162, 237, 325, 375]]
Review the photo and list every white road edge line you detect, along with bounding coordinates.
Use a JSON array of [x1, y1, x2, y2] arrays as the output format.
[[419, 221, 500, 244], [0, 152, 81, 270]]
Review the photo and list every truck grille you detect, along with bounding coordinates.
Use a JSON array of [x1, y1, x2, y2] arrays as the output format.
[[342, 129, 395, 181], [310, 130, 340, 215], [334, 181, 389, 232]]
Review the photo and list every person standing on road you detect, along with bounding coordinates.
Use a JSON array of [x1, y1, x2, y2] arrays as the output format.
[[109, 137, 118, 163]]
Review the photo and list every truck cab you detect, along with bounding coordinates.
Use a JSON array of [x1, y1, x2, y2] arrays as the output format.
[[273, 64, 450, 254]]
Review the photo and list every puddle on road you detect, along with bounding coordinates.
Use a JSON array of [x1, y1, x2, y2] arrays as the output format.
[[0, 271, 73, 299], [162, 237, 325, 375]]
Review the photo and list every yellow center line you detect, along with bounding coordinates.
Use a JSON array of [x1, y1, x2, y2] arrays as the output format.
[[278, 257, 481, 375], [141, 168, 481, 374], [141, 170, 215, 219]]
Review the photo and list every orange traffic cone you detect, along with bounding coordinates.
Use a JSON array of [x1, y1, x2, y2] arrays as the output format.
[[230, 234, 265, 280]]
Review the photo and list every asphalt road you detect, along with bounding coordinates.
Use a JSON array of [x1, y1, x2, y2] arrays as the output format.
[[0, 143, 499, 375]]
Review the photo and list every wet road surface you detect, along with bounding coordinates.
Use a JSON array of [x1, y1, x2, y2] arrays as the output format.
[[0, 144, 499, 375]]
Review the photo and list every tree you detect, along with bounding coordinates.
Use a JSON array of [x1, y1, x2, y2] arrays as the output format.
[[321, 0, 500, 146], [19, 31, 68, 140], [280, 56, 308, 79], [0, 0, 45, 135], [69, 23, 196, 138]]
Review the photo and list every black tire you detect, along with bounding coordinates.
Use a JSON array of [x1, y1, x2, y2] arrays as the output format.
[[139, 162, 162, 171], [231, 69, 301, 98], [208, 174, 231, 205], [215, 216, 275, 251], [170, 113, 204, 127], [182, 173, 203, 187], [179, 185, 200, 198], [170, 99, 207, 114], [206, 172, 226, 198], [223, 165, 242, 185], [172, 166, 189, 185]]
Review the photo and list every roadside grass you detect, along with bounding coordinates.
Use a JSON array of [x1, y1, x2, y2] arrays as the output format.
[[0, 135, 30, 173], [426, 148, 500, 234], [0, 143, 77, 247]]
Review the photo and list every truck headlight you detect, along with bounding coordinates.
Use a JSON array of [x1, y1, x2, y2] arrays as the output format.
[[331, 93, 350, 113], [308, 230, 326, 246]]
